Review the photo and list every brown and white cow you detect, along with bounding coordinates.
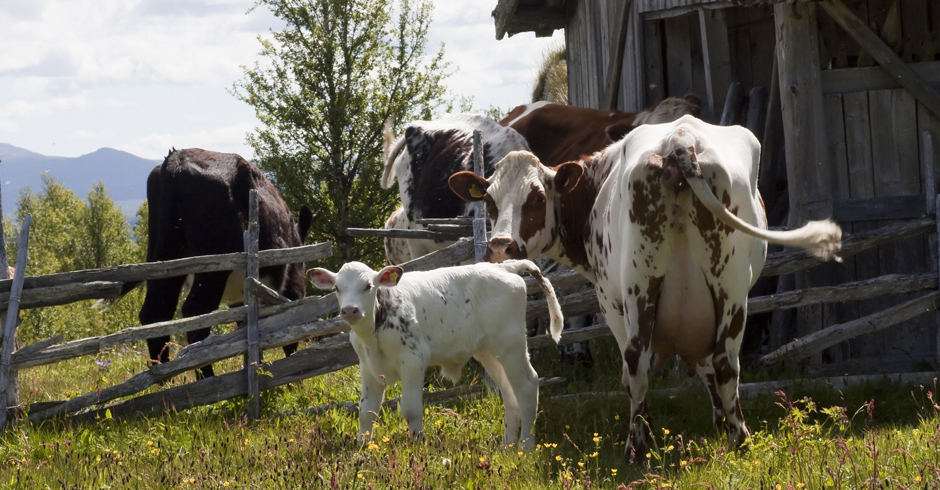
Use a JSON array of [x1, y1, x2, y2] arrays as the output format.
[[380, 114, 530, 264], [450, 115, 841, 459], [499, 95, 702, 167]]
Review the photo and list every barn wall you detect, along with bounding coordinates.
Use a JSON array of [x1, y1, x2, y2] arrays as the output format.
[[564, 0, 940, 373], [566, 0, 644, 111]]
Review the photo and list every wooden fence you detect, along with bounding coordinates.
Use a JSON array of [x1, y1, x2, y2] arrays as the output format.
[[1, 203, 938, 425]]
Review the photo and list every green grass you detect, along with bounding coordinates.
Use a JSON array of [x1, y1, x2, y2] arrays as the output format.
[[1, 337, 939, 489]]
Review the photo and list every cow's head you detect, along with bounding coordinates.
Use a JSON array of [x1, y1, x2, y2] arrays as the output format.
[[307, 262, 403, 327], [449, 151, 583, 262]]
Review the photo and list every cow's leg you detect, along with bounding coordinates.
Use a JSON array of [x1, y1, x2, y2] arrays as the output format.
[[696, 298, 750, 449], [139, 275, 187, 366], [358, 367, 386, 442], [180, 271, 229, 379], [621, 276, 662, 461]]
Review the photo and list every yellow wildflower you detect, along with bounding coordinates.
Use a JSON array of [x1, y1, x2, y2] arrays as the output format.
[[147, 440, 154, 446], [615, 414, 620, 420], [663, 428, 670, 435], [555, 455, 562, 461]]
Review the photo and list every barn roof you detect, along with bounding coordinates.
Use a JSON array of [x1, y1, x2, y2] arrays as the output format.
[[491, 0, 814, 40]]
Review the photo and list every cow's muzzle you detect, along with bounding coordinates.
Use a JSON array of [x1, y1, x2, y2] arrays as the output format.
[[340, 306, 364, 323], [484, 237, 525, 263]]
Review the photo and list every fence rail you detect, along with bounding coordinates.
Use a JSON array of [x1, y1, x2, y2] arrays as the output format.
[[4, 203, 940, 424]]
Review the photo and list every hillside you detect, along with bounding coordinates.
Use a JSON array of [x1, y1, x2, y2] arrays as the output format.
[[0, 143, 160, 220]]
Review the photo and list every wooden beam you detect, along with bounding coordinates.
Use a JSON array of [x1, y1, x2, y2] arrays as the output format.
[[0, 216, 29, 428], [472, 131, 487, 263], [819, 0, 940, 119], [604, 0, 634, 110], [244, 190, 261, 420], [762, 217, 934, 277], [761, 291, 938, 364], [506, 7, 567, 38], [492, 0, 521, 40], [821, 61, 940, 95], [346, 228, 464, 241], [701, 8, 734, 121], [832, 195, 928, 222], [0, 242, 333, 294]]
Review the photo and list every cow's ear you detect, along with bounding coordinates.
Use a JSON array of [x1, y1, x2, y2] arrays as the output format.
[[449, 171, 490, 202], [306, 268, 337, 289], [553, 162, 584, 194], [376, 266, 404, 287], [605, 121, 634, 143], [684, 93, 702, 117]]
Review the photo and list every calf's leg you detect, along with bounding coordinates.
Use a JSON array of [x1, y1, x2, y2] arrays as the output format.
[[358, 368, 386, 442], [497, 351, 539, 449], [474, 350, 522, 447], [399, 358, 427, 439]]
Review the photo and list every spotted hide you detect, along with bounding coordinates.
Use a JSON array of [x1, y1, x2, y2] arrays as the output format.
[[307, 260, 563, 448], [121, 148, 314, 379], [380, 114, 530, 263], [449, 115, 841, 460]]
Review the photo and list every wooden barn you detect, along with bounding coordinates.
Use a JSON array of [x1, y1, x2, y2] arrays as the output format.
[[493, 0, 940, 375]]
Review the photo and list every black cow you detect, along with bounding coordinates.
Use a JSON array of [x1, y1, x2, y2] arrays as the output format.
[[380, 114, 530, 264], [131, 148, 313, 379]]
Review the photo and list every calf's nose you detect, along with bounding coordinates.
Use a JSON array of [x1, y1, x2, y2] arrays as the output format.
[[340, 306, 363, 322]]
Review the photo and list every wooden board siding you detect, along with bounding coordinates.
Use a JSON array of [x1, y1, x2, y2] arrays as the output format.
[[567, 0, 644, 111]]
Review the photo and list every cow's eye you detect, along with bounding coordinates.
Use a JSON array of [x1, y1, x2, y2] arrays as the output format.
[[364, 283, 373, 292], [536, 194, 546, 204]]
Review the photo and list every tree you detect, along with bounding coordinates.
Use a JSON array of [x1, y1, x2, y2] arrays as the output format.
[[233, 0, 459, 268], [5, 176, 143, 343]]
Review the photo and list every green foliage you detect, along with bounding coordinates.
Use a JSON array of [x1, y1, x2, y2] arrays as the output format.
[[5, 175, 144, 344], [233, 0, 458, 270]]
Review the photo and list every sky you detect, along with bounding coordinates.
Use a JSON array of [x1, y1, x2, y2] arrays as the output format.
[[0, 0, 564, 160]]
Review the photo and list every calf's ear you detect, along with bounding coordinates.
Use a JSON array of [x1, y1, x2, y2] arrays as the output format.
[[306, 268, 337, 289], [553, 162, 584, 194], [449, 171, 490, 202], [376, 266, 404, 287]]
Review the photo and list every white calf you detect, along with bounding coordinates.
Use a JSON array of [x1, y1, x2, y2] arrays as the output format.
[[307, 260, 563, 448]]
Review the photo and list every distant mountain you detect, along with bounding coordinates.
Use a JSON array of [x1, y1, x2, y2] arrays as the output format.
[[0, 143, 161, 222]]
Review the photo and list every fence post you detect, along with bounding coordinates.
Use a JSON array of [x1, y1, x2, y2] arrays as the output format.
[[0, 169, 16, 415], [244, 190, 261, 420], [0, 215, 30, 428], [472, 130, 487, 263]]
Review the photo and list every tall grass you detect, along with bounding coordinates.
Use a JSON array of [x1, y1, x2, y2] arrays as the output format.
[[1, 337, 938, 488]]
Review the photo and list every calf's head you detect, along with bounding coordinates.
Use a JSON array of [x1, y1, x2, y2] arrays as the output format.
[[307, 262, 403, 325], [449, 151, 583, 263]]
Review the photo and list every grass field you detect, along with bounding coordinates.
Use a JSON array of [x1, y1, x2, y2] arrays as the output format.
[[1, 336, 938, 489]]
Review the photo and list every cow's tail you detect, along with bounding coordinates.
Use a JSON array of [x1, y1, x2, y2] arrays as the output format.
[[92, 281, 143, 311], [671, 145, 842, 261], [497, 259, 564, 343], [381, 117, 407, 189]]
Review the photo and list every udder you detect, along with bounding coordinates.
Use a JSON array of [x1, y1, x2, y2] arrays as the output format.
[[652, 236, 716, 372]]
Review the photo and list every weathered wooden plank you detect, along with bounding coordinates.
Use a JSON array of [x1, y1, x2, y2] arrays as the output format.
[[244, 277, 289, 305], [0, 216, 28, 426], [244, 190, 261, 420], [492, 0, 521, 40], [822, 61, 940, 95], [775, 1, 834, 366], [643, 19, 666, 105], [824, 91, 853, 363], [819, 0, 940, 119], [604, 0, 634, 110], [761, 291, 938, 364], [664, 14, 695, 97], [346, 228, 464, 240], [0, 176, 14, 411], [748, 272, 937, 315], [761, 217, 934, 277], [700, 8, 734, 119], [719, 81, 744, 125], [504, 7, 567, 38], [12, 335, 62, 358], [0, 281, 123, 311], [745, 86, 766, 140], [832, 194, 927, 222], [472, 131, 487, 263], [0, 242, 333, 294]]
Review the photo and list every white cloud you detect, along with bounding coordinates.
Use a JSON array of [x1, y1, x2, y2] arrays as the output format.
[[0, 95, 89, 119], [124, 122, 255, 160]]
